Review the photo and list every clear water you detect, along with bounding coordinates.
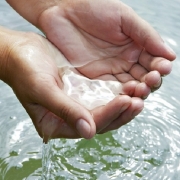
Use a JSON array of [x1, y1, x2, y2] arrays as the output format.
[[61, 68, 122, 110], [0, 0, 180, 179]]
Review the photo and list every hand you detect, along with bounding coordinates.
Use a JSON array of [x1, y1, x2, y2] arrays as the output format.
[[38, 0, 176, 98], [0, 28, 144, 142]]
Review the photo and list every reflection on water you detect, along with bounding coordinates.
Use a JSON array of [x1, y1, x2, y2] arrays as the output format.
[[0, 81, 42, 180], [0, 0, 180, 179], [41, 93, 180, 180]]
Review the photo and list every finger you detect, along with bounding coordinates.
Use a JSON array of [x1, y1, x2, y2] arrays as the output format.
[[128, 63, 162, 89], [115, 73, 135, 83], [121, 2, 176, 60], [24, 104, 80, 142], [29, 79, 96, 139], [139, 50, 173, 75], [99, 71, 151, 98], [129, 63, 148, 81], [96, 71, 151, 98], [151, 77, 163, 92], [114, 79, 151, 98], [98, 97, 144, 133], [91, 95, 131, 133], [144, 71, 162, 91], [131, 82, 151, 98]]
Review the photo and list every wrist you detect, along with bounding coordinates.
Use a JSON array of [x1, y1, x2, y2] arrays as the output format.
[[6, 0, 59, 27], [0, 27, 29, 85]]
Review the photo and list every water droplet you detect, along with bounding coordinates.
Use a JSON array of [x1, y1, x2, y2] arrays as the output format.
[[165, 159, 173, 165], [9, 116, 17, 120], [15, 163, 23, 169], [155, 107, 161, 112]]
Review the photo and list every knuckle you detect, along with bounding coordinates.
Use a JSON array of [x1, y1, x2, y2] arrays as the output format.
[[59, 105, 74, 122]]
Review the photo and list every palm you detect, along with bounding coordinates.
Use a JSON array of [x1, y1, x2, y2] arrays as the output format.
[[40, 0, 174, 98]]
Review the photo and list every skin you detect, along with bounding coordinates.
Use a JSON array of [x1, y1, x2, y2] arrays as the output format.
[[0, 27, 143, 143], [37, 0, 175, 93], [4, 0, 176, 142], [6, 0, 176, 78]]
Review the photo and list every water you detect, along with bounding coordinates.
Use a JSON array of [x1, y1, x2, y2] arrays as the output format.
[[61, 68, 122, 110], [0, 0, 180, 179]]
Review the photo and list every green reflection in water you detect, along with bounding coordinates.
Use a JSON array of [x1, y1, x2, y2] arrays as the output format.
[[1, 158, 41, 180]]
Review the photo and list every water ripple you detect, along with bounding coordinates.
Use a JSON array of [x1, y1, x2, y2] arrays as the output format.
[[42, 90, 180, 179]]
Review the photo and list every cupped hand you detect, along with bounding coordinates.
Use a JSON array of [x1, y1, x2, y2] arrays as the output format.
[[2, 29, 143, 142], [39, 0, 176, 98]]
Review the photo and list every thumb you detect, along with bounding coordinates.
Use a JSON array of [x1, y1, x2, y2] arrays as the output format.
[[31, 83, 96, 139], [121, 2, 176, 60]]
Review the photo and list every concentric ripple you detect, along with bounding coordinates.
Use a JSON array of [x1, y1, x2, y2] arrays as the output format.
[[42, 90, 180, 180]]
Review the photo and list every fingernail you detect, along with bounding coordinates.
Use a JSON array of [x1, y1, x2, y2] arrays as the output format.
[[154, 81, 161, 88], [153, 78, 163, 88], [142, 95, 148, 100], [164, 43, 175, 54], [76, 119, 91, 139], [132, 109, 142, 117]]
